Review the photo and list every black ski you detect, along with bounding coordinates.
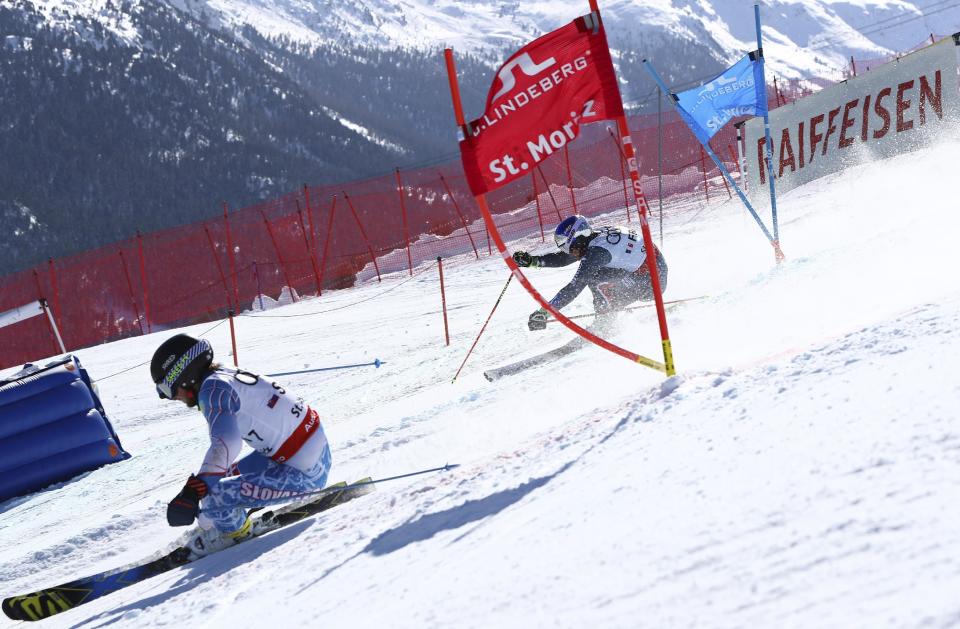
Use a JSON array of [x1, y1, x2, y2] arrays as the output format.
[[2, 478, 374, 622]]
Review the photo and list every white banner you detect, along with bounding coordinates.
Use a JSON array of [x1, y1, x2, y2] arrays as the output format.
[[0, 301, 44, 329], [746, 34, 960, 201]]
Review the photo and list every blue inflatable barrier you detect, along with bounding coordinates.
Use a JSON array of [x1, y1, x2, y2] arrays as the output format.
[[0, 356, 130, 502]]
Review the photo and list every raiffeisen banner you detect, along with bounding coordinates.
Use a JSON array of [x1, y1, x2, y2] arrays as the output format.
[[745, 34, 960, 200]]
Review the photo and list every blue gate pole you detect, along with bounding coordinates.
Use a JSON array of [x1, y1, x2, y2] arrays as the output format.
[[755, 3, 782, 253]]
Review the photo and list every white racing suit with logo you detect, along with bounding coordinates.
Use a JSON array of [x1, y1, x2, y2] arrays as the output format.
[[194, 368, 332, 533], [541, 226, 668, 315]]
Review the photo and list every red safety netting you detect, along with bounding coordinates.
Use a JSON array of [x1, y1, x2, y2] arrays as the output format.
[[0, 68, 847, 369]]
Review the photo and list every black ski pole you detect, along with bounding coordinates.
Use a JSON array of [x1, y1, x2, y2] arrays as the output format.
[[452, 274, 513, 383]]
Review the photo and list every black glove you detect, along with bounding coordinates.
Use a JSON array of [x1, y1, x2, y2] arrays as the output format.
[[167, 474, 208, 527], [513, 251, 539, 268], [528, 308, 548, 331]]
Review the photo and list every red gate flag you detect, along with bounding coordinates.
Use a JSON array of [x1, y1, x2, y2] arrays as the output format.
[[458, 12, 623, 196]]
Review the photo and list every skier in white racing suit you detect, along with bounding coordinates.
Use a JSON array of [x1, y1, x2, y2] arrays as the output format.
[[513, 214, 668, 331], [151, 334, 332, 551]]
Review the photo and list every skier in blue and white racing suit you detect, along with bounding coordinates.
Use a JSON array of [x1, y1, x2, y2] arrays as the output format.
[[151, 334, 332, 555], [513, 214, 668, 331]]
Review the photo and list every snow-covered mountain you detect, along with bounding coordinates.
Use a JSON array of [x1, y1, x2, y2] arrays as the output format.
[[3, 0, 959, 274], [23, 0, 960, 82], [127, 0, 960, 81]]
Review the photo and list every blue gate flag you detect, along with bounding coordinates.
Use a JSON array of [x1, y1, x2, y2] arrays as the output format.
[[674, 52, 767, 145]]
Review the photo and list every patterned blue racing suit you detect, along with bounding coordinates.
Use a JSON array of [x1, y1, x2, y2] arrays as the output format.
[[193, 368, 332, 533], [539, 226, 668, 314]]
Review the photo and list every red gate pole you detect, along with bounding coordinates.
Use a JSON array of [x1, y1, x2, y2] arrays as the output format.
[[136, 231, 152, 333], [342, 192, 382, 282], [438, 173, 479, 259], [46, 258, 62, 327], [773, 75, 783, 107], [608, 128, 632, 222], [296, 200, 323, 296], [118, 249, 145, 335], [536, 165, 563, 221], [532, 171, 545, 242], [395, 168, 414, 276], [437, 257, 450, 346], [318, 195, 337, 293], [223, 203, 240, 310], [699, 144, 711, 204], [563, 144, 578, 213], [598, 0, 674, 376], [204, 225, 233, 308], [259, 209, 299, 302], [850, 55, 857, 77]]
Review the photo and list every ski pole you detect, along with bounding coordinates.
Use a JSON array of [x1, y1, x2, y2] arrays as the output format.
[[545, 296, 708, 324], [267, 359, 384, 377], [297, 463, 460, 500], [452, 274, 513, 383]]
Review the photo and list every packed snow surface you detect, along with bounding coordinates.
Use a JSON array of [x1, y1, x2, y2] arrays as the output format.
[[2, 129, 960, 627]]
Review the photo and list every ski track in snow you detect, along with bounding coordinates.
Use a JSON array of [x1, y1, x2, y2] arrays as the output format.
[[2, 133, 960, 626]]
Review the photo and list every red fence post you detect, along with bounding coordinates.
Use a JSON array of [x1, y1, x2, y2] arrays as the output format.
[[259, 209, 298, 302], [46, 258, 62, 327], [228, 309, 239, 367], [223, 203, 240, 310], [395, 168, 414, 276], [204, 225, 233, 309], [532, 171, 545, 242], [536, 165, 563, 221], [437, 257, 450, 346], [136, 231, 152, 333], [342, 192, 382, 282], [318, 195, 337, 293], [564, 144, 578, 213], [303, 184, 317, 253], [296, 200, 323, 296], [118, 249, 145, 335], [438, 173, 479, 259], [608, 128, 631, 222], [699, 145, 711, 204]]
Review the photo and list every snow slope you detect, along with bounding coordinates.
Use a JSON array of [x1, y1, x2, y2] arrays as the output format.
[[1, 128, 960, 626]]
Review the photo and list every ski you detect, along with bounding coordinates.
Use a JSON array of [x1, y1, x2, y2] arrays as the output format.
[[484, 337, 586, 381], [1, 478, 375, 622]]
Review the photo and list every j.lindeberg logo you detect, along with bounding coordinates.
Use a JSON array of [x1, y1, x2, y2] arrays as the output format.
[[698, 74, 738, 96], [492, 52, 557, 102]]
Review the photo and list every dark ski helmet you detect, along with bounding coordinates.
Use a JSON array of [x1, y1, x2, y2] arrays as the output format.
[[554, 214, 592, 254], [151, 334, 213, 399]]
